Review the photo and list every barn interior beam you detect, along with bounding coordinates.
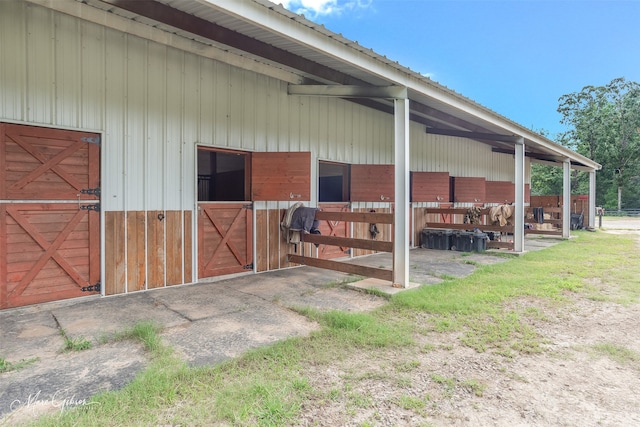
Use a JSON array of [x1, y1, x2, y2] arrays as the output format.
[[425, 127, 523, 143], [491, 147, 592, 168], [288, 85, 408, 99]]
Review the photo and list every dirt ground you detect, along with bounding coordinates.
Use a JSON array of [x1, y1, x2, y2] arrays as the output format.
[[296, 218, 640, 427]]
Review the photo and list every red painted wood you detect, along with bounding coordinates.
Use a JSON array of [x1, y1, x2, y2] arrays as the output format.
[[0, 204, 7, 309], [252, 152, 311, 201], [1, 123, 99, 200], [317, 203, 351, 260], [411, 172, 450, 202], [1, 124, 100, 309], [2, 204, 95, 308], [198, 203, 252, 278], [485, 181, 515, 203], [452, 177, 486, 203], [350, 164, 394, 202]]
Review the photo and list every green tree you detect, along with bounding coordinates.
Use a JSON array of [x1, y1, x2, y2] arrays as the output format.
[[557, 77, 640, 210], [530, 163, 562, 196]]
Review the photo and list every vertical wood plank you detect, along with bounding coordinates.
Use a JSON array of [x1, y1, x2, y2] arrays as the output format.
[[87, 140, 100, 194], [88, 137, 101, 285], [126, 211, 146, 292], [280, 208, 295, 268], [270, 209, 282, 270], [105, 211, 125, 295], [0, 204, 7, 309], [184, 210, 192, 283], [147, 211, 165, 288], [352, 207, 365, 257], [255, 209, 268, 272], [197, 206, 204, 278], [246, 205, 254, 271], [88, 208, 100, 285], [413, 206, 427, 248], [0, 123, 6, 200], [166, 210, 183, 286]]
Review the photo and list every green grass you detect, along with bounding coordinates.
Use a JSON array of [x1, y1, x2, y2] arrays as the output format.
[[26, 231, 640, 426], [59, 329, 92, 352], [391, 231, 640, 354], [591, 343, 640, 369], [112, 321, 163, 353], [431, 374, 487, 397], [395, 394, 428, 411], [0, 356, 39, 374]]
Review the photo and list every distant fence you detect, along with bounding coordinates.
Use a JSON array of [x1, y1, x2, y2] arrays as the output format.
[[603, 209, 640, 217]]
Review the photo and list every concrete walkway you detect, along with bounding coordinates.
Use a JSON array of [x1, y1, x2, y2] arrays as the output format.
[[0, 238, 558, 421]]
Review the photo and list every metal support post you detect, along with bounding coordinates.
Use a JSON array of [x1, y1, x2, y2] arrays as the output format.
[[514, 138, 525, 252], [393, 97, 410, 288]]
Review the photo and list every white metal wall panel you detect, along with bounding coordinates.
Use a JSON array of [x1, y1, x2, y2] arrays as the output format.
[[54, 12, 80, 128], [26, 4, 54, 125], [408, 121, 516, 182], [296, 96, 309, 153], [146, 42, 167, 209], [105, 29, 127, 211], [268, 78, 285, 152], [165, 48, 185, 211], [0, 1, 525, 216], [124, 35, 148, 211], [227, 67, 243, 149], [80, 20, 105, 131], [240, 70, 256, 151], [213, 61, 230, 147], [182, 53, 201, 209], [0, 2, 25, 121]]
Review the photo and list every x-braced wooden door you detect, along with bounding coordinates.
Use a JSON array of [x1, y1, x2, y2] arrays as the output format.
[[0, 123, 100, 309], [198, 203, 253, 278], [317, 203, 351, 259]]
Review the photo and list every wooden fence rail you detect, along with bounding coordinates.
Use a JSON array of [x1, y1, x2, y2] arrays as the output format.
[[288, 210, 394, 281], [420, 206, 565, 251]]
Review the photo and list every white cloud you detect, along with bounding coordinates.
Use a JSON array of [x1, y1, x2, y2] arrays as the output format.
[[270, 0, 372, 18]]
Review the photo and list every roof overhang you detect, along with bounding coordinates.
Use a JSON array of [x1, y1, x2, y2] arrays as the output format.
[[33, 0, 600, 171]]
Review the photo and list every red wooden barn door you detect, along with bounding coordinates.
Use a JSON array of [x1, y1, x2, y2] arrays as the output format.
[[198, 203, 253, 278], [0, 123, 100, 309], [317, 203, 351, 259]]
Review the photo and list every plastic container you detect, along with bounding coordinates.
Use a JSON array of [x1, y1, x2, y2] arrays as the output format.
[[570, 213, 584, 230], [421, 228, 452, 250], [472, 231, 488, 252], [451, 231, 473, 252], [450, 231, 488, 252]]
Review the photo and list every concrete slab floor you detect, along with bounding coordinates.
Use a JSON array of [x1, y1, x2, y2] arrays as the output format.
[[0, 239, 561, 420]]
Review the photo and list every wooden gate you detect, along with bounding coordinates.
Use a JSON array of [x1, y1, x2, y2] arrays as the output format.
[[198, 203, 253, 278], [317, 203, 350, 259], [0, 123, 100, 309]]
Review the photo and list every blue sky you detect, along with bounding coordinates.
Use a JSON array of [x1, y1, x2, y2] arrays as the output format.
[[269, 0, 640, 140]]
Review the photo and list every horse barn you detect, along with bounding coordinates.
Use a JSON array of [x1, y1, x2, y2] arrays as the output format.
[[0, 0, 601, 310]]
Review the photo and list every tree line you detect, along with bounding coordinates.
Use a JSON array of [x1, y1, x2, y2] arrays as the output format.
[[531, 77, 640, 210]]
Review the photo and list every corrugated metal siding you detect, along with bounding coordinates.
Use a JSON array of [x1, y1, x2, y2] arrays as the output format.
[[409, 122, 516, 181], [0, 1, 526, 216]]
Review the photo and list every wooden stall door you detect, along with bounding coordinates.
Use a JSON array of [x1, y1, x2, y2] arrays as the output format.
[[0, 123, 100, 309], [198, 203, 253, 278], [317, 203, 351, 259]]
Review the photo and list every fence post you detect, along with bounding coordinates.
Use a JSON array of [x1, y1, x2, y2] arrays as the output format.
[[596, 207, 603, 229]]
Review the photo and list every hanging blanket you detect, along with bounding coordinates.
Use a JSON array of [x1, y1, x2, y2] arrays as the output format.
[[489, 204, 514, 227], [281, 203, 320, 244]]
